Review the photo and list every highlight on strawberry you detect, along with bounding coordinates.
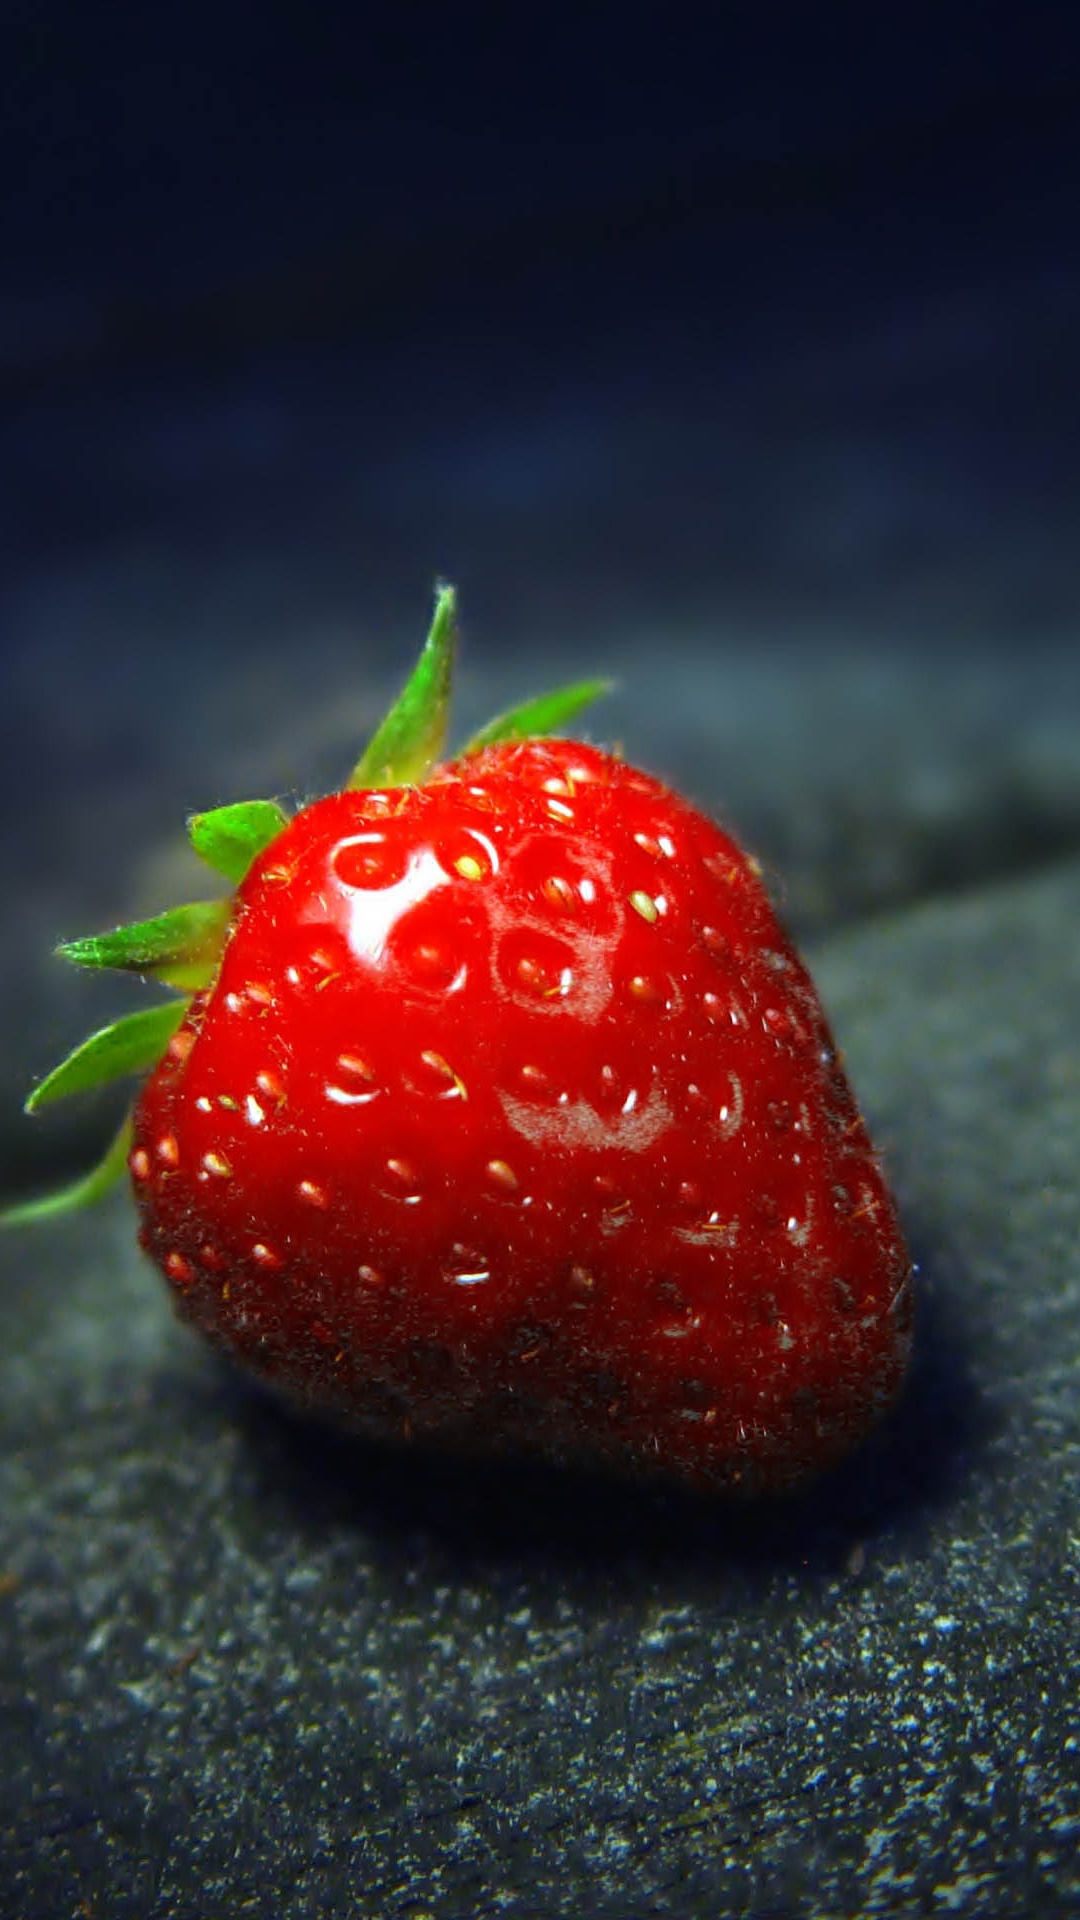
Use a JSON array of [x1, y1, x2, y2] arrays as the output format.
[[4, 585, 913, 1493]]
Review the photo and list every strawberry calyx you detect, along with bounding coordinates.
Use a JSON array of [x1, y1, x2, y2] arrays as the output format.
[[189, 799, 291, 883], [2, 584, 610, 1225], [58, 899, 233, 990], [346, 580, 458, 789], [24, 1001, 189, 1114]]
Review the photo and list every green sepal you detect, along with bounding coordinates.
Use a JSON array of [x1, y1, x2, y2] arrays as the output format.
[[189, 799, 290, 884], [57, 900, 231, 990], [0, 1112, 135, 1227], [25, 1000, 189, 1113], [462, 676, 614, 756], [347, 583, 458, 790]]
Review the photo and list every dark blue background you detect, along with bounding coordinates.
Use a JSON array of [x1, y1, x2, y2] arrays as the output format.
[[2, 0, 1079, 642]]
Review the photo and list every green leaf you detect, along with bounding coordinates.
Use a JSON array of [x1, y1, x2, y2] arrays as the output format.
[[189, 799, 289, 883], [57, 900, 231, 990], [347, 582, 458, 789], [0, 1112, 135, 1227], [462, 676, 614, 755], [25, 1000, 189, 1113]]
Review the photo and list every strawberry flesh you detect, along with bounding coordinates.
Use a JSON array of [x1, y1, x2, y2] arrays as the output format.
[[132, 739, 912, 1493]]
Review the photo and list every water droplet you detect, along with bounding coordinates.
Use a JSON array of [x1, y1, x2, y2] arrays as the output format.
[[244, 1095, 265, 1127], [195, 1096, 213, 1113], [156, 1135, 180, 1168], [164, 1250, 193, 1285]]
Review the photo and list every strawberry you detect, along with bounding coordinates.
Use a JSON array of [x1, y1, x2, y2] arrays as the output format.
[[4, 587, 912, 1492]]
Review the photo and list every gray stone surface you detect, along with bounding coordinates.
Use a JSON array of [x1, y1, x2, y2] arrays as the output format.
[[3, 855, 1079, 1917]]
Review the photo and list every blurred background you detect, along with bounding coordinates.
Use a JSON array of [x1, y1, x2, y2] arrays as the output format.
[[3, 0, 1080, 1194]]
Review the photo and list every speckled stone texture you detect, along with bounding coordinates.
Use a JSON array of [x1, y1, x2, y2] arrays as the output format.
[[3, 850, 1079, 1917]]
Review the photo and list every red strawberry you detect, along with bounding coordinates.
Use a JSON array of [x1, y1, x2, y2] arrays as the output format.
[[5, 588, 912, 1492]]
